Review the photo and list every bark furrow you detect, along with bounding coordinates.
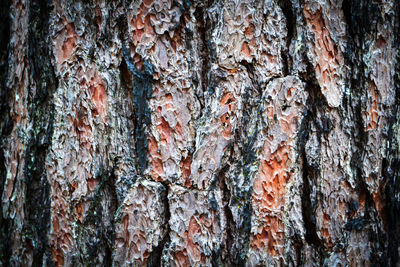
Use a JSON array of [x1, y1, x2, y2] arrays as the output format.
[[1, 0, 399, 266]]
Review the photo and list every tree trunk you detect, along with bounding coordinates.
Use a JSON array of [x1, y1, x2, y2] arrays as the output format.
[[1, 0, 399, 266]]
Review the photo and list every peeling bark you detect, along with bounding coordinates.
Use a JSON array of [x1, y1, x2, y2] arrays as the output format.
[[1, 0, 399, 266]]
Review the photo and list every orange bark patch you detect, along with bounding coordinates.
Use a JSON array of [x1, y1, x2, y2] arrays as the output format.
[[304, 8, 342, 106], [122, 215, 130, 246], [185, 217, 202, 263], [75, 202, 84, 223], [220, 92, 235, 139], [321, 213, 331, 240], [252, 217, 285, 256], [241, 41, 251, 58], [244, 23, 255, 39], [175, 250, 190, 267], [252, 144, 291, 256], [131, 231, 147, 260], [376, 35, 386, 49], [90, 82, 106, 118], [94, 5, 102, 36], [55, 22, 77, 67], [149, 136, 163, 181], [175, 122, 183, 138], [373, 188, 386, 228], [359, 190, 367, 210], [87, 178, 98, 192], [259, 145, 290, 210], [73, 106, 92, 145], [88, 71, 107, 119], [51, 193, 74, 267], [52, 248, 64, 267], [143, 0, 153, 8], [158, 117, 172, 141], [266, 106, 274, 120], [228, 67, 240, 74], [181, 155, 192, 187], [220, 92, 235, 108], [220, 113, 232, 139], [131, 3, 155, 48], [133, 53, 144, 71], [366, 81, 379, 131]]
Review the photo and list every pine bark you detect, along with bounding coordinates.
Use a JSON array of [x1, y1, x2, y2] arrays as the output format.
[[1, 0, 399, 266]]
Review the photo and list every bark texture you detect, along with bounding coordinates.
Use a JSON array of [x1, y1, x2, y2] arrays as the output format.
[[1, 0, 399, 266]]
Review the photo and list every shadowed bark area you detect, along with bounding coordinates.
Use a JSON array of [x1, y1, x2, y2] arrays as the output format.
[[0, 0, 12, 262], [1, 0, 399, 266]]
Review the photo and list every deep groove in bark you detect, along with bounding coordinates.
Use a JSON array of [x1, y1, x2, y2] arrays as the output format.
[[194, 4, 210, 108], [297, 60, 328, 264], [225, 67, 262, 265], [299, 124, 324, 263], [23, 0, 57, 265], [1, 0, 399, 265], [121, 45, 154, 174], [78, 168, 117, 266], [341, 1, 393, 265], [0, 0, 12, 263], [277, 0, 296, 75], [381, 3, 400, 265], [147, 182, 171, 267], [216, 162, 234, 265]]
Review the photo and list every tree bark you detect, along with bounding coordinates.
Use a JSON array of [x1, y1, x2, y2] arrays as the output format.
[[1, 0, 399, 266]]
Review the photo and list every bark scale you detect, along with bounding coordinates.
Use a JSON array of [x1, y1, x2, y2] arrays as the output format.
[[0, 0, 399, 266]]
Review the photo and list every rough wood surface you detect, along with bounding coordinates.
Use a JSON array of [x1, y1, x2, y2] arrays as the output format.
[[1, 0, 399, 266]]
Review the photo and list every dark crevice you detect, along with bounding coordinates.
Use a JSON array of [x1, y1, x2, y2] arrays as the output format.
[[280, 48, 289, 77], [341, 0, 353, 37], [79, 168, 117, 266], [121, 45, 154, 174], [147, 182, 171, 267], [193, 5, 210, 109], [300, 142, 324, 261], [341, 0, 393, 265], [218, 68, 261, 265], [380, 2, 400, 265], [0, 0, 11, 141], [23, 0, 58, 265], [293, 239, 303, 265], [216, 164, 235, 265], [277, 0, 296, 75], [207, 64, 262, 264], [297, 59, 328, 264], [0, 0, 11, 264], [105, 171, 119, 266], [117, 12, 154, 174], [240, 60, 263, 95], [344, 181, 377, 249]]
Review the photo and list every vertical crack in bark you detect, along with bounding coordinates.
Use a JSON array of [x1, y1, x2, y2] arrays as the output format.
[[1, 0, 399, 265], [78, 167, 117, 266], [121, 46, 154, 174], [297, 112, 321, 262], [216, 163, 234, 265], [341, 1, 391, 264], [218, 61, 263, 265], [117, 11, 154, 174], [0, 0, 11, 263], [277, 0, 296, 76], [146, 182, 170, 267], [381, 2, 400, 265], [193, 4, 211, 110], [22, 0, 57, 264], [382, 115, 400, 266], [297, 60, 329, 263]]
